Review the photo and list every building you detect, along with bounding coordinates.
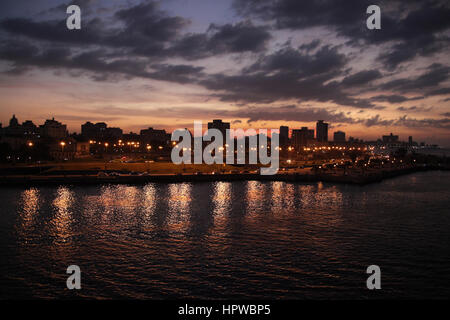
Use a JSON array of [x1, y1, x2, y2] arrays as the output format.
[[207, 119, 230, 139], [279, 126, 289, 147], [292, 127, 314, 148], [81, 121, 104, 139], [382, 133, 399, 144], [3, 115, 24, 136], [316, 120, 328, 142], [2, 115, 40, 137], [140, 127, 170, 144], [9, 114, 19, 127], [81, 122, 123, 140], [40, 118, 67, 139], [333, 131, 346, 143], [22, 120, 40, 137], [106, 127, 123, 139]]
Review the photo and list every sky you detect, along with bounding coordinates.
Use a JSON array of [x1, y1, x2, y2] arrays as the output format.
[[0, 0, 449, 146]]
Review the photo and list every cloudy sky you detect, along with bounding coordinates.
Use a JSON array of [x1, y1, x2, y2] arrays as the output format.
[[0, 0, 449, 145]]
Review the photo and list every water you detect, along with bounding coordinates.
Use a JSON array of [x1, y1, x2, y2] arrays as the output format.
[[1, 171, 450, 299]]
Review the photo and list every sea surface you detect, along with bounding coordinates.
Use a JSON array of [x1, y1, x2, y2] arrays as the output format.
[[1, 171, 450, 299]]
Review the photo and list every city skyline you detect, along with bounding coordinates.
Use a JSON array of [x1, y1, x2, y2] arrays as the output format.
[[1, 113, 429, 147], [0, 0, 449, 146]]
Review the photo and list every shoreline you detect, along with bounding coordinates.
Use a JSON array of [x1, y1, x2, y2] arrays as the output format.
[[0, 165, 448, 187]]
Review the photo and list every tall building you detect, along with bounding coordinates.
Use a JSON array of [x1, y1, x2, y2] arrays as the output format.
[[316, 120, 329, 142], [207, 120, 230, 139], [279, 126, 289, 147], [382, 133, 399, 144], [292, 127, 314, 148], [333, 131, 346, 143], [40, 118, 67, 139]]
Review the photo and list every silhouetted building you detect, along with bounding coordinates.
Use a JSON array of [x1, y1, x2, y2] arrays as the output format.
[[140, 127, 170, 144], [382, 133, 399, 144], [292, 127, 314, 148], [22, 120, 39, 137], [81, 121, 123, 140], [82, 121, 104, 139], [333, 131, 346, 143], [279, 126, 289, 147], [9, 114, 19, 127], [4, 115, 24, 136], [106, 127, 123, 139], [40, 118, 67, 139], [316, 120, 328, 142], [208, 119, 230, 139]]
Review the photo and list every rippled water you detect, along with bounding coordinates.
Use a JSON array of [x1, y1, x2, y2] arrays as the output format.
[[1, 171, 450, 299]]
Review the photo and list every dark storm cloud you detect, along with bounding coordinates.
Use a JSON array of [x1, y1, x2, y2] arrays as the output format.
[[233, 0, 450, 69], [426, 87, 450, 96], [148, 64, 205, 84], [0, 2, 270, 60], [207, 21, 271, 53], [379, 63, 450, 93], [168, 21, 271, 59], [244, 45, 347, 76], [200, 44, 383, 109], [376, 34, 447, 70], [395, 115, 450, 130], [232, 105, 358, 124], [370, 94, 424, 103], [114, 1, 188, 43], [202, 70, 380, 109], [340, 70, 382, 87], [0, 39, 204, 83], [396, 106, 433, 112], [0, 2, 186, 50], [0, 17, 103, 45], [361, 114, 450, 129], [299, 39, 321, 52], [364, 115, 395, 127]]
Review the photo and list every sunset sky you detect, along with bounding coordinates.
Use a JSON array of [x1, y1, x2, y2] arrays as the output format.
[[0, 0, 449, 145]]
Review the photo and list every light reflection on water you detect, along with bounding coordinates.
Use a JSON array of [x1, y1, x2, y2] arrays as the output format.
[[17, 188, 40, 238], [168, 183, 192, 234], [212, 182, 232, 229], [2, 171, 450, 299]]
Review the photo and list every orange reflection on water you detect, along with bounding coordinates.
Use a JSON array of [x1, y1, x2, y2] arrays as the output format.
[[167, 183, 192, 233], [271, 181, 295, 215], [212, 182, 232, 229], [141, 184, 156, 219], [100, 185, 139, 212], [18, 188, 40, 236], [52, 186, 74, 241], [245, 181, 267, 222]]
